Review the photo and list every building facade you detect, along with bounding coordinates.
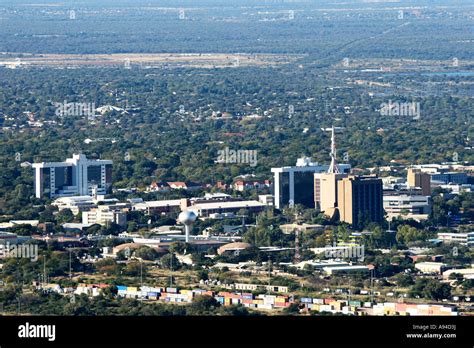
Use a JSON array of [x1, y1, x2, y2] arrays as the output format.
[[187, 200, 267, 218], [82, 206, 127, 227], [437, 232, 474, 246], [407, 168, 431, 196], [272, 158, 350, 210], [33, 154, 112, 199], [414, 262, 447, 274], [431, 172, 468, 185], [314, 173, 348, 212], [383, 195, 432, 221], [337, 176, 383, 228]]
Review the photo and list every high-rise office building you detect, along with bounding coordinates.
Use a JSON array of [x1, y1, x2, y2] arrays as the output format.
[[272, 158, 351, 209], [271, 126, 351, 210], [407, 168, 431, 196], [314, 126, 350, 212], [337, 175, 383, 228], [33, 154, 112, 199], [314, 173, 348, 212]]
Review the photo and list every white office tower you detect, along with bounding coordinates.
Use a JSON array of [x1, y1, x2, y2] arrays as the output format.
[[33, 154, 113, 199]]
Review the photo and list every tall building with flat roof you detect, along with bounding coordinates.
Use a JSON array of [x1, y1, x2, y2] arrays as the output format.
[[337, 175, 383, 229], [271, 159, 350, 209], [407, 168, 431, 196], [314, 173, 348, 212], [272, 127, 353, 210], [33, 154, 112, 199]]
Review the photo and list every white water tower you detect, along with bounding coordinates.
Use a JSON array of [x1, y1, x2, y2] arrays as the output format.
[[178, 210, 197, 243]]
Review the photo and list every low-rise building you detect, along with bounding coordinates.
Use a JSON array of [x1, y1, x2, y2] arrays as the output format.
[[74, 283, 109, 297], [323, 265, 370, 275], [290, 259, 350, 270], [415, 262, 447, 274], [440, 184, 473, 194], [82, 206, 127, 227], [132, 199, 183, 215], [188, 200, 267, 218], [369, 302, 457, 316], [62, 223, 95, 232], [383, 194, 432, 221], [217, 242, 252, 255], [232, 180, 271, 191], [229, 283, 289, 293], [0, 232, 18, 244], [381, 176, 405, 186], [146, 181, 171, 193], [442, 267, 474, 280], [8, 220, 40, 227], [52, 196, 122, 215], [258, 194, 274, 206], [437, 232, 474, 246], [280, 223, 324, 235], [431, 172, 468, 185], [167, 181, 202, 190], [52, 196, 96, 215]]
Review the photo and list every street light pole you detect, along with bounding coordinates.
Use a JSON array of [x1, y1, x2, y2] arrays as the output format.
[[69, 247, 72, 279], [170, 253, 173, 288], [268, 256, 271, 286], [43, 254, 47, 286]]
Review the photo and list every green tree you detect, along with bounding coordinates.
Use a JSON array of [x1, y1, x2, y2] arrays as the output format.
[[394, 273, 414, 287], [134, 246, 159, 261], [187, 295, 220, 315], [160, 253, 181, 270], [56, 209, 74, 224]]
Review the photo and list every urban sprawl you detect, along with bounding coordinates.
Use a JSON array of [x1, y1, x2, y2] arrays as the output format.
[[1, 130, 473, 316]]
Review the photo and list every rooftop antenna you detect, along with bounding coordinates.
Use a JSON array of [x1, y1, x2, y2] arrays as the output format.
[[322, 125, 344, 174]]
